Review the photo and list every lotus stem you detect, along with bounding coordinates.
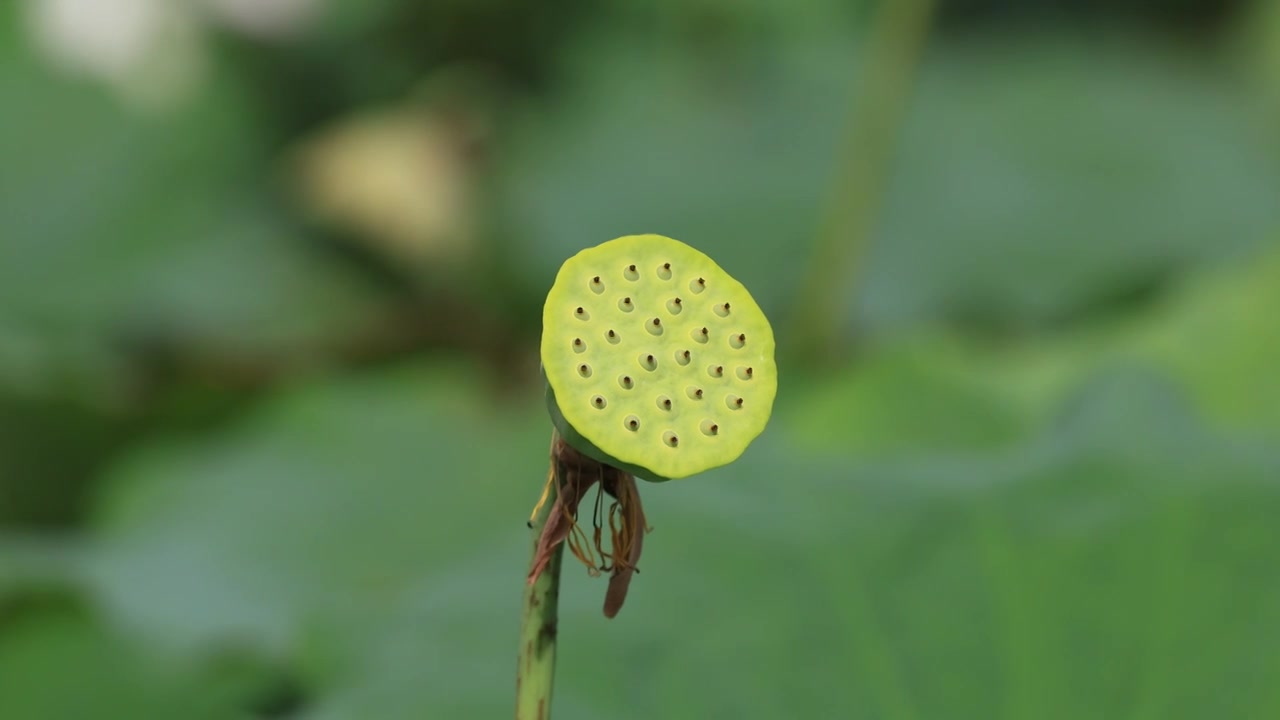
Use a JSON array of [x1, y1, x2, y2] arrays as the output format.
[[516, 436, 564, 720]]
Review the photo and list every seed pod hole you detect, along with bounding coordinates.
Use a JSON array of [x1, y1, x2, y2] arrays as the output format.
[[625, 415, 640, 431], [591, 395, 607, 409], [589, 276, 605, 294], [692, 327, 709, 344], [606, 329, 620, 344], [666, 297, 683, 315], [736, 366, 753, 380], [700, 420, 719, 436], [618, 297, 634, 312], [714, 302, 731, 318], [657, 262, 672, 280], [640, 353, 657, 371], [624, 264, 639, 281], [686, 386, 704, 400], [689, 277, 706, 294], [730, 333, 746, 349], [662, 431, 679, 448], [709, 365, 724, 377], [572, 338, 585, 353], [577, 363, 592, 378], [656, 395, 672, 411], [726, 394, 744, 410], [575, 306, 589, 320], [618, 375, 634, 390], [675, 349, 691, 366], [647, 318, 663, 336]]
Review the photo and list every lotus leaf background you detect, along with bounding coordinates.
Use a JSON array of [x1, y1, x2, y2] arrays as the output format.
[[2, 0, 1279, 718]]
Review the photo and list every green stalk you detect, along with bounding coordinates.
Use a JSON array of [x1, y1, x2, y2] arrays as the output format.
[[516, 449, 564, 720], [789, 0, 937, 362]]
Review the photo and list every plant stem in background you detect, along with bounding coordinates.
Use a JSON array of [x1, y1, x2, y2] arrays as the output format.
[[516, 444, 564, 720], [790, 0, 937, 362]]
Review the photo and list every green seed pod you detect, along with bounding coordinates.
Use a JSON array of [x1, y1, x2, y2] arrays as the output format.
[[541, 234, 777, 481]]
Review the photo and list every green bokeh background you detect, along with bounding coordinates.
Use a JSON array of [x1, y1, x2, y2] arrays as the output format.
[[2, 0, 1279, 717]]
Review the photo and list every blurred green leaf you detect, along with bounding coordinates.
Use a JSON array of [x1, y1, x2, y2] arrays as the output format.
[[492, 30, 1278, 338], [781, 338, 1031, 455], [58, 353, 1280, 718], [1252, 0, 1280, 115], [83, 362, 546, 664], [932, 238, 1280, 439], [1122, 235, 1280, 434], [0, 393, 142, 524], [785, 237, 1280, 467], [0, 20, 388, 400], [307, 366, 1280, 719], [836, 368, 1280, 720], [869, 35, 1280, 332], [0, 607, 269, 720]]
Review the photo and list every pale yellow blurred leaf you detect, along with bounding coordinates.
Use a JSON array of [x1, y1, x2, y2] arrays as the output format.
[[292, 104, 476, 269]]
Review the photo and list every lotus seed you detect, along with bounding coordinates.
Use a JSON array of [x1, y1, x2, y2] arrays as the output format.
[[730, 333, 746, 349], [666, 297, 683, 315], [619, 297, 633, 312], [575, 306, 588, 320], [736, 366, 752, 380], [726, 394, 743, 409], [657, 395, 672, 411], [624, 264, 639, 281], [640, 354, 657, 371], [700, 420, 719, 436], [690, 277, 706, 294], [619, 375, 633, 389], [692, 327, 709, 344], [657, 263, 672, 280], [714, 303, 730, 318], [675, 349, 691, 366], [711, 365, 723, 377], [687, 386, 703, 400], [592, 395, 606, 409], [625, 415, 640, 430], [606, 329, 619, 344], [578, 364, 592, 378], [590, 276, 605, 294], [663, 431, 679, 447]]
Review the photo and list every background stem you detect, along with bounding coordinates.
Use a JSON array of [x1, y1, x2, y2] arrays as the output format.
[[516, 450, 564, 720], [789, 0, 937, 363]]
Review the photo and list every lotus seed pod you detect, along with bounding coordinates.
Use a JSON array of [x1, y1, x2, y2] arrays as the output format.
[[541, 234, 777, 481]]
